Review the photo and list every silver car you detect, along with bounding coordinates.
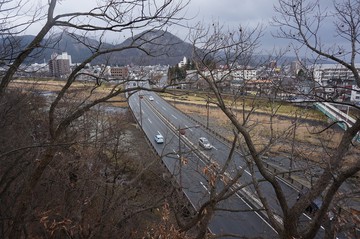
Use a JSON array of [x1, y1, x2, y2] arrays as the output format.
[[199, 137, 212, 149], [154, 134, 164, 144]]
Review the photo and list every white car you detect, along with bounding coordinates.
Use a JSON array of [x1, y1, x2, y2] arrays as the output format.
[[154, 134, 164, 144], [149, 96, 154, 101], [199, 137, 212, 149]]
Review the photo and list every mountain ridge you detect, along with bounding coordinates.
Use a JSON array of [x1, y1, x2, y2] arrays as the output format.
[[17, 30, 194, 66], [10, 30, 332, 67]]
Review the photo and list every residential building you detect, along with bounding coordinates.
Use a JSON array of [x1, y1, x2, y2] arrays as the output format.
[[110, 66, 129, 79], [232, 67, 257, 81], [48, 52, 72, 77], [243, 78, 274, 95], [178, 56, 187, 68], [184, 66, 257, 92], [290, 61, 303, 75], [350, 85, 360, 103], [313, 63, 360, 102]]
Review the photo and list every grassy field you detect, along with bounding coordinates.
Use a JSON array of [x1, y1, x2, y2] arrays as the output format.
[[161, 91, 355, 166], [10, 80, 355, 165], [9, 78, 128, 107], [160, 91, 327, 121]]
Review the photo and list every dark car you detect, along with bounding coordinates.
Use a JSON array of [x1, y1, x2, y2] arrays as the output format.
[[297, 189, 322, 214]]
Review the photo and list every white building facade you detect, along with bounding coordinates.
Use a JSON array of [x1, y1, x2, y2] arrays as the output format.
[[232, 67, 257, 81], [350, 85, 360, 103], [313, 63, 360, 103], [49, 52, 72, 77]]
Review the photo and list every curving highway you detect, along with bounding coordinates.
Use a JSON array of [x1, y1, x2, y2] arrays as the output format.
[[128, 91, 327, 238]]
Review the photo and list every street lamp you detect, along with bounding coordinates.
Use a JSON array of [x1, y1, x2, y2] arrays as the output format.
[[177, 125, 199, 185], [178, 127, 187, 159], [206, 96, 210, 129], [177, 125, 199, 151], [289, 114, 298, 177]]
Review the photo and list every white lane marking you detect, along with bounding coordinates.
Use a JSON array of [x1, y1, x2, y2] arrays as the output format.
[[184, 125, 193, 131], [133, 99, 278, 234], [234, 190, 277, 232], [148, 118, 152, 124], [172, 150, 180, 158], [162, 106, 166, 111], [301, 213, 331, 236], [171, 114, 177, 119], [180, 141, 277, 233], [200, 181, 209, 193], [238, 165, 252, 176]]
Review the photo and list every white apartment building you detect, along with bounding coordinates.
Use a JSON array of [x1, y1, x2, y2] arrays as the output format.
[[49, 52, 72, 77], [232, 67, 257, 80], [313, 63, 360, 102], [350, 85, 360, 103], [178, 56, 187, 68]]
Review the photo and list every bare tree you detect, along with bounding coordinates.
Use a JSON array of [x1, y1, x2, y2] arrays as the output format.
[[0, 0, 189, 96], [272, 0, 360, 237], [0, 0, 190, 238], [186, 11, 360, 238]]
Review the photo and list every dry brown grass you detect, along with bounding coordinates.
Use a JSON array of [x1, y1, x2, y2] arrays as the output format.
[[9, 79, 128, 107], [174, 100, 348, 164], [162, 92, 326, 121]]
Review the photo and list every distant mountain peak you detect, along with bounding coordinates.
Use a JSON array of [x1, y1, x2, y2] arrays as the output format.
[[17, 30, 193, 66]]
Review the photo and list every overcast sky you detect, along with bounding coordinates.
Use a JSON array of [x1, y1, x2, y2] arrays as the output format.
[[53, 0, 277, 27], [188, 0, 275, 27], [183, 0, 282, 52], [20, 0, 339, 55]]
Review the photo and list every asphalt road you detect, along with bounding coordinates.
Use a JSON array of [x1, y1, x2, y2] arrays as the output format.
[[128, 91, 329, 238], [129, 91, 280, 238]]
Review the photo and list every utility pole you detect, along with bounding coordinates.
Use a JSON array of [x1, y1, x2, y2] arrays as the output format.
[[139, 94, 143, 126], [289, 113, 298, 177], [206, 96, 210, 129], [177, 125, 199, 185]]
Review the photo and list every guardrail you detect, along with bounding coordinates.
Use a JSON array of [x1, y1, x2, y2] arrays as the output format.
[[314, 102, 360, 142], [129, 95, 359, 236], [127, 97, 200, 216], [129, 96, 277, 222], [168, 99, 360, 234], [168, 100, 314, 191]]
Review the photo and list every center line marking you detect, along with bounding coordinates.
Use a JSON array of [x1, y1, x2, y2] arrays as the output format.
[[185, 124, 193, 131]]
